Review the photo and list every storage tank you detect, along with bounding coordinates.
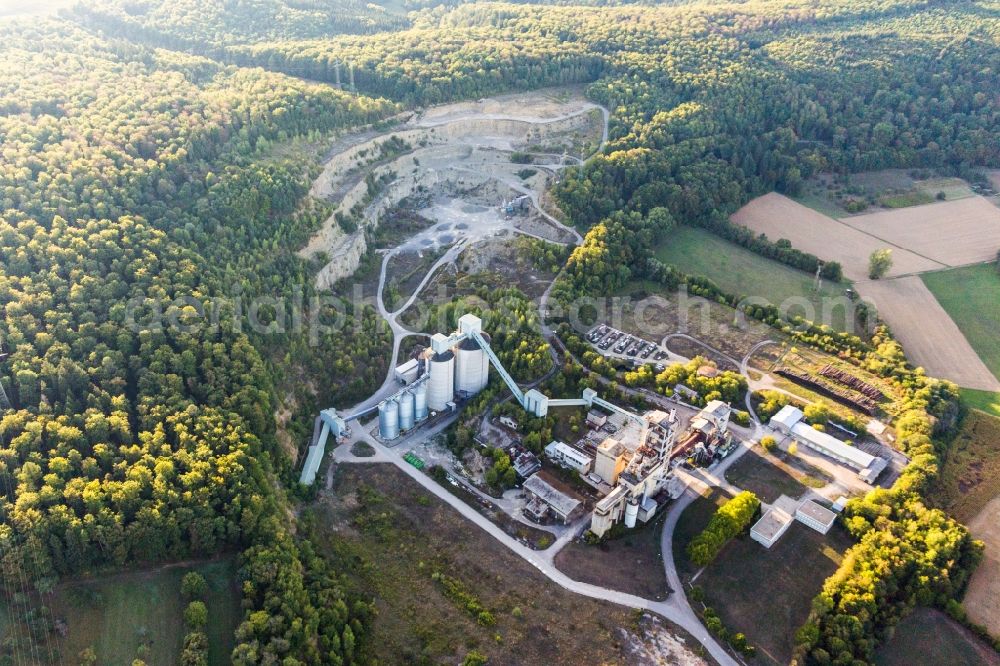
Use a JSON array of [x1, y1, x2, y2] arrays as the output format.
[[378, 399, 400, 440], [455, 334, 490, 396], [398, 390, 415, 431], [427, 350, 455, 412], [414, 381, 428, 422], [624, 498, 639, 529]]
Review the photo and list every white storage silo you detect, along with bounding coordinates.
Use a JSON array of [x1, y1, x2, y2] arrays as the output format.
[[398, 390, 415, 431], [427, 350, 455, 412], [414, 381, 428, 422], [624, 498, 639, 529], [378, 399, 400, 440], [455, 334, 490, 396]]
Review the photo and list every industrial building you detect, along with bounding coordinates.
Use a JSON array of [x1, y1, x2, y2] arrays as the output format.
[[750, 507, 793, 548], [751, 496, 839, 548], [544, 440, 593, 474], [796, 499, 837, 534], [377, 314, 492, 439], [522, 474, 581, 524], [769, 405, 888, 484], [590, 409, 683, 537], [672, 400, 734, 465]]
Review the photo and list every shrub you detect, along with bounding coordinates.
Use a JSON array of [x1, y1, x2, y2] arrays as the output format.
[[181, 572, 207, 600], [183, 601, 208, 630]]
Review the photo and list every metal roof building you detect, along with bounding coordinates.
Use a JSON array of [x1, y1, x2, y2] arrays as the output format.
[[795, 500, 837, 534], [522, 474, 581, 523], [769, 404, 887, 484]]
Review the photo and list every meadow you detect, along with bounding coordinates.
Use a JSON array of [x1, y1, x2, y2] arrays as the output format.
[[923, 263, 1000, 382]]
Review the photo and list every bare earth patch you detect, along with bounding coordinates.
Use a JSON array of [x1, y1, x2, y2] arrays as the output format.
[[855, 277, 1000, 391]]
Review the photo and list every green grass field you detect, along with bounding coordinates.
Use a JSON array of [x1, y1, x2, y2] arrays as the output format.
[[725, 447, 832, 503], [44, 558, 241, 665], [655, 226, 854, 331], [696, 523, 855, 665], [923, 264, 1000, 381], [962, 389, 1000, 419], [874, 608, 1000, 666]]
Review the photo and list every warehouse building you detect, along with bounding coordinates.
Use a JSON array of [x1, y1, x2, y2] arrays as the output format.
[[769, 405, 887, 484], [750, 507, 794, 549]]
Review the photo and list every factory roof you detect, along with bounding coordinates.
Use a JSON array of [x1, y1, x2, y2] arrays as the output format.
[[791, 421, 875, 470], [598, 437, 627, 458], [644, 410, 673, 427], [770, 405, 805, 431], [702, 400, 731, 419], [796, 500, 837, 528], [431, 349, 454, 362], [522, 474, 581, 519], [395, 358, 418, 372], [751, 508, 793, 541]]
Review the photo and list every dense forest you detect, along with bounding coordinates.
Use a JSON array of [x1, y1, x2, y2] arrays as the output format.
[[0, 15, 397, 664], [2, 0, 999, 663]]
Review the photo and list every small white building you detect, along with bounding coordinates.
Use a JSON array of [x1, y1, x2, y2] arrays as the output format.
[[586, 410, 608, 429], [544, 440, 593, 474], [795, 500, 837, 534], [394, 358, 420, 384], [750, 508, 794, 548], [690, 400, 731, 436]]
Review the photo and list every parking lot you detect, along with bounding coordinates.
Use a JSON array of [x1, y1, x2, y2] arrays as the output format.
[[586, 324, 672, 371]]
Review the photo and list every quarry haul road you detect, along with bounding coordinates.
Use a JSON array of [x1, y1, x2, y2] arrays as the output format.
[[342, 429, 740, 666]]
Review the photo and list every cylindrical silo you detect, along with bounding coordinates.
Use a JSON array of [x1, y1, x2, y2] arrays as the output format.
[[398, 390, 415, 431], [624, 499, 639, 529], [414, 381, 428, 422], [427, 350, 455, 412], [455, 334, 490, 396], [378, 399, 399, 440]]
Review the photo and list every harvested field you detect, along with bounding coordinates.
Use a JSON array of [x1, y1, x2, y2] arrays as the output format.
[[962, 496, 1000, 636], [695, 523, 855, 665], [855, 277, 1000, 391], [731, 193, 943, 280], [841, 196, 1000, 268]]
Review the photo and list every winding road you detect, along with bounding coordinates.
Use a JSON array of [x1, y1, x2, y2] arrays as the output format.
[[315, 93, 774, 664]]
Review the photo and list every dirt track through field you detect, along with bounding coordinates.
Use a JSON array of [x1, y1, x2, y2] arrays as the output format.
[[841, 196, 1000, 267], [855, 277, 1000, 391], [962, 497, 1000, 634], [731, 193, 944, 280]]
